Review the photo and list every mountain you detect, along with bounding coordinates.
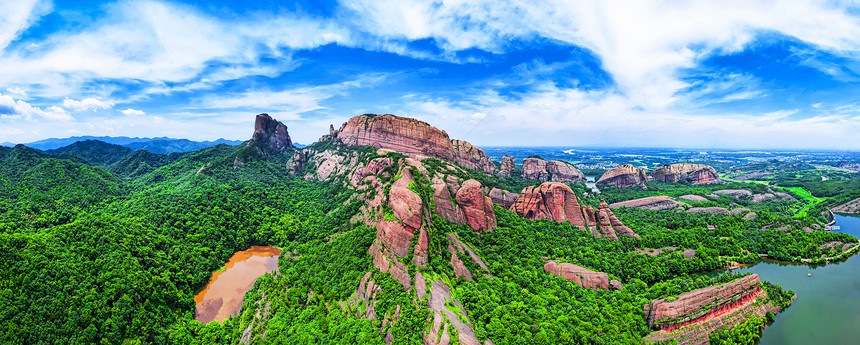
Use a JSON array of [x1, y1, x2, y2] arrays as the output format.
[[45, 140, 134, 167], [0, 112, 830, 345], [123, 138, 243, 154], [0, 142, 14, 147], [23, 135, 242, 153]]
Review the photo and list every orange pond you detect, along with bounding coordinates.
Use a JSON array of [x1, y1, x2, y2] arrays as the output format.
[[194, 245, 282, 324]]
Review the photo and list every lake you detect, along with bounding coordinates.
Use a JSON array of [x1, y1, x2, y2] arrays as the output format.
[[194, 245, 282, 324], [711, 214, 860, 344]]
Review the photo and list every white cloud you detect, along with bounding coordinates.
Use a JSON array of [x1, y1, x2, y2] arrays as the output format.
[[62, 98, 113, 112], [0, 92, 72, 121], [0, 0, 49, 51], [5, 87, 28, 99], [121, 108, 145, 116]]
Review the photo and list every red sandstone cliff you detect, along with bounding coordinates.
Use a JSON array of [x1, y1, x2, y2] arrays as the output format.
[[509, 182, 638, 240], [332, 114, 495, 174], [543, 260, 623, 291], [498, 154, 515, 177], [522, 158, 549, 180], [597, 164, 648, 187], [643, 274, 763, 329], [546, 160, 585, 183]]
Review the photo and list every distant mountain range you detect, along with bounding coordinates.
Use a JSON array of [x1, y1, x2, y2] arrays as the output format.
[[9, 136, 244, 153]]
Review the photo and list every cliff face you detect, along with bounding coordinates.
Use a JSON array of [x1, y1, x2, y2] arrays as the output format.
[[597, 164, 648, 187], [521, 157, 549, 180], [650, 163, 718, 184], [508, 182, 639, 240], [546, 160, 586, 183], [332, 114, 495, 174], [643, 274, 763, 330], [251, 113, 292, 155]]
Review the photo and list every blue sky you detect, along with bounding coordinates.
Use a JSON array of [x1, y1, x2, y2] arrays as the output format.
[[2, 0, 860, 149]]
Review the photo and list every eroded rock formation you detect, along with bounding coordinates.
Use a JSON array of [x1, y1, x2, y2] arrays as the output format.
[[455, 179, 497, 232], [332, 114, 495, 173], [643, 274, 763, 330], [650, 163, 718, 184], [546, 160, 585, 183], [498, 154, 515, 177], [543, 260, 622, 291], [510, 182, 639, 239], [597, 164, 648, 187], [488, 188, 518, 209], [522, 157, 549, 180], [251, 113, 292, 155]]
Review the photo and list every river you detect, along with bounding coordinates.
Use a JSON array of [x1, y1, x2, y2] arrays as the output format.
[[585, 175, 600, 194], [709, 214, 860, 344], [194, 245, 282, 324]]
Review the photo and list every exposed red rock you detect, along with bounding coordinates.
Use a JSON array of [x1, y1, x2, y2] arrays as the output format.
[[643, 274, 762, 329], [414, 227, 429, 269], [333, 114, 495, 173], [650, 163, 718, 184], [488, 188, 518, 209], [601, 200, 640, 239], [368, 223, 413, 290], [498, 154, 515, 177], [595, 205, 619, 240], [609, 196, 686, 211], [447, 233, 491, 280], [596, 164, 648, 187], [432, 179, 461, 224], [455, 179, 497, 232], [251, 113, 292, 155], [543, 260, 616, 291], [389, 168, 423, 229], [509, 182, 586, 229], [521, 157, 549, 181], [546, 160, 585, 183]]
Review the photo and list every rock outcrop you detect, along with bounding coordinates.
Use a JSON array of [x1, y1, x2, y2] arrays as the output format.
[[650, 163, 718, 184], [332, 114, 495, 173], [543, 260, 621, 291], [609, 196, 686, 211], [455, 179, 497, 232], [251, 113, 292, 155], [510, 182, 638, 239], [488, 188, 518, 209], [546, 160, 585, 183], [498, 154, 515, 177], [643, 274, 763, 330], [521, 157, 549, 181], [597, 164, 648, 187], [510, 182, 587, 228]]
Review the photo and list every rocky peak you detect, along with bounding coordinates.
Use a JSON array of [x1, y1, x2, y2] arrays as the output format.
[[546, 160, 585, 183], [522, 157, 549, 180], [498, 154, 515, 177], [597, 164, 648, 188], [332, 114, 495, 173], [251, 113, 292, 155], [650, 163, 718, 184], [510, 182, 586, 229]]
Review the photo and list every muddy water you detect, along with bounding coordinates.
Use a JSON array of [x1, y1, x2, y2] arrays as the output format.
[[194, 245, 282, 324]]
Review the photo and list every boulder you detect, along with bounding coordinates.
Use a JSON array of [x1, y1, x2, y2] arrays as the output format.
[[597, 164, 648, 187], [488, 188, 518, 209], [546, 160, 585, 183], [455, 179, 497, 232], [649, 163, 718, 184], [251, 113, 292, 155], [522, 157, 549, 181], [543, 260, 610, 291]]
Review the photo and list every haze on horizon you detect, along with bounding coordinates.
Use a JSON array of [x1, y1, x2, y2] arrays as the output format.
[[2, 0, 860, 150]]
